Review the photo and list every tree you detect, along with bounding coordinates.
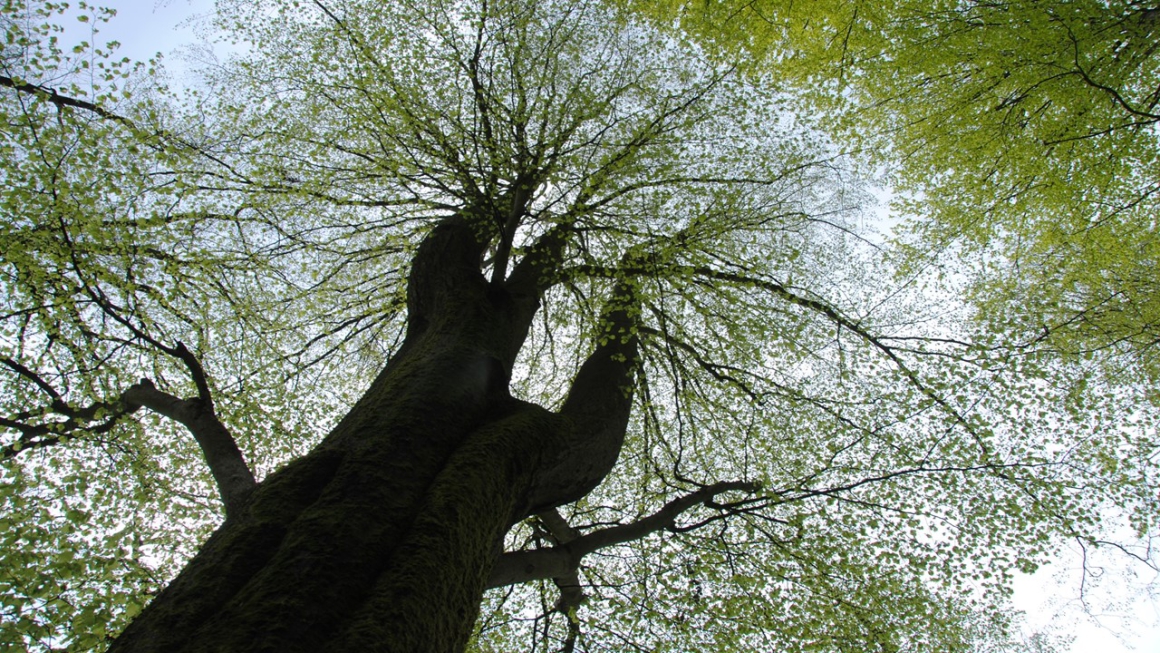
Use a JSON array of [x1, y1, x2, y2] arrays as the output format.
[[0, 0, 1152, 651], [631, 0, 1160, 380]]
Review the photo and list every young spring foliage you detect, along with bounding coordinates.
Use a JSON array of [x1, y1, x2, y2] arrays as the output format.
[[0, 0, 1154, 651]]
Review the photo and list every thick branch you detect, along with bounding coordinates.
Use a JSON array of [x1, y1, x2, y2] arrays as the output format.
[[523, 273, 642, 513], [489, 173, 536, 285], [122, 379, 255, 517], [558, 276, 640, 423], [405, 215, 490, 330], [538, 507, 582, 542], [171, 342, 215, 407], [1, 356, 61, 400], [2, 286, 252, 511], [488, 481, 760, 589]]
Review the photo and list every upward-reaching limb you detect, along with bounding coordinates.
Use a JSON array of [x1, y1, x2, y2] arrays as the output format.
[[523, 263, 643, 514]]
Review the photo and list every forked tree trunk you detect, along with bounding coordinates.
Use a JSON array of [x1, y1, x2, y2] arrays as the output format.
[[109, 215, 637, 652]]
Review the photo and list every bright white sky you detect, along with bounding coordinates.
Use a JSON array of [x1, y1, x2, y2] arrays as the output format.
[[63, 1, 1160, 651]]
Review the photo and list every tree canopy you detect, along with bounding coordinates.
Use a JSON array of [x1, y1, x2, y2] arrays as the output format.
[[0, 0, 1156, 651], [633, 0, 1160, 380]]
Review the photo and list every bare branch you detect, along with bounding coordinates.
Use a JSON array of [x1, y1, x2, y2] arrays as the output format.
[[488, 480, 759, 589]]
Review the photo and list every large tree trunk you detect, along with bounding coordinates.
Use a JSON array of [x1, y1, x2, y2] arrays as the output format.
[[109, 215, 637, 653]]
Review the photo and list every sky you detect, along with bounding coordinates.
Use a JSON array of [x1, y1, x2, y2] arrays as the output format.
[[47, 1, 1160, 651]]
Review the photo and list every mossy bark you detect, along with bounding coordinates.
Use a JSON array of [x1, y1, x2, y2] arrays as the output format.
[[109, 214, 638, 653]]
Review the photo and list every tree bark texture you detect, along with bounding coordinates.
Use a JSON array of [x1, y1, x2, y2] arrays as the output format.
[[109, 215, 638, 653]]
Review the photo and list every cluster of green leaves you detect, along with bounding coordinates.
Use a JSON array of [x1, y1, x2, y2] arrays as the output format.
[[630, 0, 1160, 381], [1, 3, 186, 648]]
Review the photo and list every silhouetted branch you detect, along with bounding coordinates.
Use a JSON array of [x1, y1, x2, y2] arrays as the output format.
[[488, 480, 760, 588], [2, 354, 254, 516], [121, 379, 255, 516]]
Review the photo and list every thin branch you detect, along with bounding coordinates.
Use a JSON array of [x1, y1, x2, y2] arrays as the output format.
[[573, 261, 994, 455], [0, 74, 137, 127], [1, 403, 133, 459], [1, 366, 254, 517], [1057, 21, 1160, 122]]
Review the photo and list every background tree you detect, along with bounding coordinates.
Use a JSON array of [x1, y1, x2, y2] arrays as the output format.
[[631, 0, 1160, 381], [0, 0, 1152, 651]]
